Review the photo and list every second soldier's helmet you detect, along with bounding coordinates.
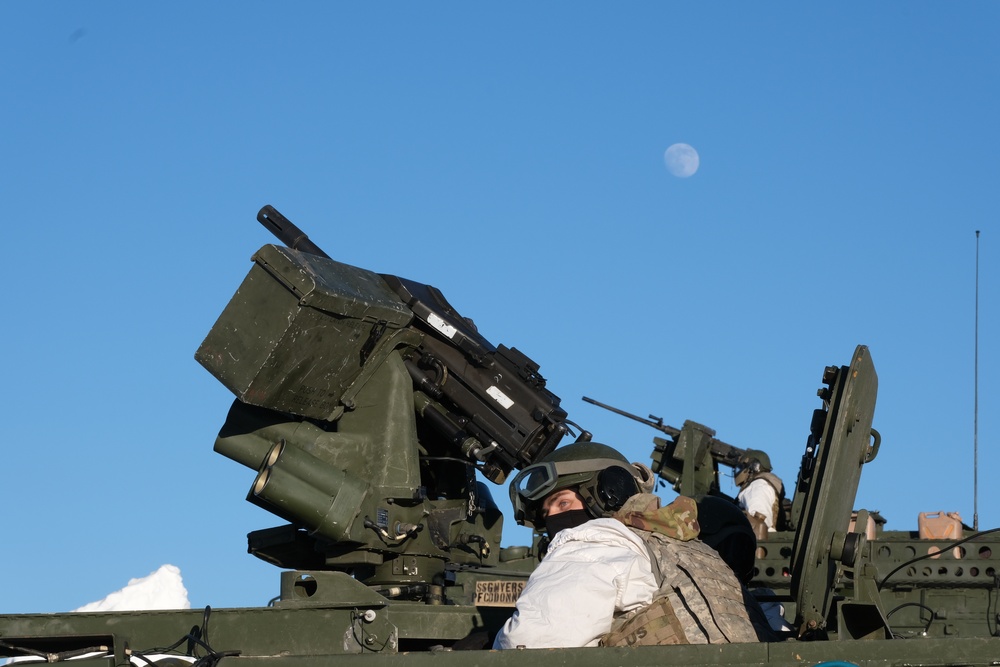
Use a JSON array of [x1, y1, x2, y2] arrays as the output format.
[[509, 442, 647, 529], [734, 449, 772, 487]]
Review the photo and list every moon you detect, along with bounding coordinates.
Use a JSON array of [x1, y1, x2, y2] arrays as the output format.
[[664, 143, 700, 178]]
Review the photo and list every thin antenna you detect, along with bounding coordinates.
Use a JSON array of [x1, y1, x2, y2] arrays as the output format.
[[974, 230, 980, 532]]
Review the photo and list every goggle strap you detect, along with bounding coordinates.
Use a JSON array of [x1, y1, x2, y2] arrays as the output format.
[[515, 458, 637, 501], [551, 458, 635, 477]]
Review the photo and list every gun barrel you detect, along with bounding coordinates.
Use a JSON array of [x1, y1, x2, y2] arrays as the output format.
[[257, 205, 331, 259], [707, 439, 745, 467], [582, 396, 681, 438]]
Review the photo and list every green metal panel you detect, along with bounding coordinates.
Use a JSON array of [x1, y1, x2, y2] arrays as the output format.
[[195, 245, 413, 422]]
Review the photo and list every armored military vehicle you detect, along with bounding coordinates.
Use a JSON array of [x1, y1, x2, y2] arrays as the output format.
[[2, 206, 998, 667]]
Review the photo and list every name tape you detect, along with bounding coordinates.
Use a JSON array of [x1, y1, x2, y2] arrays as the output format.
[[474, 580, 526, 607]]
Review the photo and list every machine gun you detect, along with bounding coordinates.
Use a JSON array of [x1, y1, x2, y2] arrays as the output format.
[[582, 396, 747, 500], [194, 205, 570, 592]]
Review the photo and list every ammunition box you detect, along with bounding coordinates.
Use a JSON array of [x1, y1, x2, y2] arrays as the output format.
[[196, 244, 413, 421]]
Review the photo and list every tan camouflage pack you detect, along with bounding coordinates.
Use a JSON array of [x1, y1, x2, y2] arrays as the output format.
[[600, 494, 758, 647]]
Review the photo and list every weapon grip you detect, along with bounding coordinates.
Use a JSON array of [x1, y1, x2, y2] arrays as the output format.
[[257, 205, 331, 259]]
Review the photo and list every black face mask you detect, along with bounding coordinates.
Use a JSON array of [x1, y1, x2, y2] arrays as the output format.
[[544, 509, 592, 540]]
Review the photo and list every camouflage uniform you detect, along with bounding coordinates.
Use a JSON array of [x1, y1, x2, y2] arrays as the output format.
[[600, 495, 758, 646]]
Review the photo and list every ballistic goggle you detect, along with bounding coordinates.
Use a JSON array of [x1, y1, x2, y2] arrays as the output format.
[[510, 458, 637, 527]]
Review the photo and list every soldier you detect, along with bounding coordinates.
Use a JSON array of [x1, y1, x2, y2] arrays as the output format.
[[492, 442, 757, 649], [734, 449, 784, 533], [695, 495, 792, 639]]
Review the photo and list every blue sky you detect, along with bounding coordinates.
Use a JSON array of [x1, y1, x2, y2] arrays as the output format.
[[2, 3, 997, 613]]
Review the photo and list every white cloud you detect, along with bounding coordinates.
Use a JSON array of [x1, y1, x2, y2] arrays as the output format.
[[73, 565, 190, 613]]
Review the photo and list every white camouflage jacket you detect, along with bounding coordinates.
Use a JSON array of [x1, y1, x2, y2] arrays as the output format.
[[492, 518, 658, 649]]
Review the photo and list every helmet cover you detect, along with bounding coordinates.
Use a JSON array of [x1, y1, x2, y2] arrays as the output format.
[[509, 442, 642, 529]]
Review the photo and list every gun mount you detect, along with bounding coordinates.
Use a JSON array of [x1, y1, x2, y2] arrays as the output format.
[[582, 396, 746, 501], [192, 206, 570, 584], [3, 205, 1000, 667]]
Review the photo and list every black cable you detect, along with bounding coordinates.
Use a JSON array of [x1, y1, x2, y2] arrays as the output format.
[[561, 418, 590, 442], [419, 456, 476, 467], [350, 609, 369, 652], [0, 640, 48, 659], [131, 607, 240, 667], [137, 635, 189, 656], [2, 607, 239, 667], [0, 640, 111, 661], [200, 606, 212, 655], [986, 575, 1000, 637], [185, 619, 202, 657], [885, 601, 936, 635]]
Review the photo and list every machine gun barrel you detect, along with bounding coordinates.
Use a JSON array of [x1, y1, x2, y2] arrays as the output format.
[[257, 204, 331, 259], [582, 396, 681, 438], [583, 396, 744, 468], [706, 435, 744, 467]]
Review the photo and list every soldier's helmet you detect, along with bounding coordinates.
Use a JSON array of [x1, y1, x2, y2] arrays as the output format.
[[509, 442, 644, 529], [734, 449, 772, 487]]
